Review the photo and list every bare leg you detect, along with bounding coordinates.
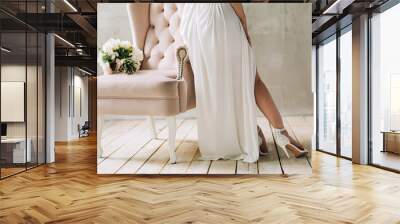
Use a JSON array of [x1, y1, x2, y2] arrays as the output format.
[[254, 72, 305, 151], [254, 73, 284, 129]]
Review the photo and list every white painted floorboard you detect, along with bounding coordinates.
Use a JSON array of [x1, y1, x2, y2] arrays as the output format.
[[98, 117, 312, 175]]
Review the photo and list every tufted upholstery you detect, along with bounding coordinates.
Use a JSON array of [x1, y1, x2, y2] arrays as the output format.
[[98, 3, 195, 116], [128, 3, 185, 70], [98, 3, 196, 163]]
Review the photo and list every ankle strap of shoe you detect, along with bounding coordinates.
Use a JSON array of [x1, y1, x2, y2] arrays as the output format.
[[271, 127, 286, 134], [271, 127, 290, 146]]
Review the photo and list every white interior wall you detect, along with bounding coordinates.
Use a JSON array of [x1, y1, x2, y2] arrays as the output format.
[[55, 67, 89, 141], [55, 66, 70, 141], [1, 64, 46, 163], [71, 74, 89, 138], [75, 74, 89, 123], [1, 65, 34, 138]]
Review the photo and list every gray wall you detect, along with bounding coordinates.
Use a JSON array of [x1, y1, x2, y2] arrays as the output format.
[[245, 3, 312, 115], [97, 3, 312, 116]]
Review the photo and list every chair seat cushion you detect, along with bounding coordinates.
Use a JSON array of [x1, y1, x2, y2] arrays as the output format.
[[98, 69, 182, 100]]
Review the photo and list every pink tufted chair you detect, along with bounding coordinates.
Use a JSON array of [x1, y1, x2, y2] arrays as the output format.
[[97, 3, 196, 164]]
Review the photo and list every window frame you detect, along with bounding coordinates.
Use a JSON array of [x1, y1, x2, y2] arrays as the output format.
[[315, 24, 353, 161]]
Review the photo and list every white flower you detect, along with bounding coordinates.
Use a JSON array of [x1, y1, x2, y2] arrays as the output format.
[[132, 48, 144, 61], [120, 40, 131, 49], [98, 38, 144, 74], [97, 53, 103, 64]]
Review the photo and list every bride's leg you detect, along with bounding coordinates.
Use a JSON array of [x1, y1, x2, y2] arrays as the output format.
[[254, 73, 284, 129], [254, 72, 306, 152]]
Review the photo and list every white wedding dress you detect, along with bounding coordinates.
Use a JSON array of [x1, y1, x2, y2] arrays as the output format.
[[180, 3, 259, 163]]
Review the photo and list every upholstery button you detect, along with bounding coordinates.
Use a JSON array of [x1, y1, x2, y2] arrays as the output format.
[[161, 54, 164, 59], [161, 8, 164, 12], [171, 38, 175, 43]]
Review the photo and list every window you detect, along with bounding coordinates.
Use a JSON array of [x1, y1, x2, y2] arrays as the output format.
[[317, 35, 337, 154], [316, 25, 353, 159], [339, 27, 352, 158], [370, 2, 400, 171]]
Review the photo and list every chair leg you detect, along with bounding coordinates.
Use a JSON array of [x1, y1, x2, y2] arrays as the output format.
[[97, 115, 104, 158], [148, 116, 157, 139], [167, 116, 177, 164]]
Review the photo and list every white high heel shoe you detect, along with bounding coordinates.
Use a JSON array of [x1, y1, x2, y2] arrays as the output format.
[[271, 127, 308, 158], [271, 127, 291, 158]]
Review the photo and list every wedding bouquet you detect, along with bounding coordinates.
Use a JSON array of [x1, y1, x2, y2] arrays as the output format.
[[98, 38, 143, 75]]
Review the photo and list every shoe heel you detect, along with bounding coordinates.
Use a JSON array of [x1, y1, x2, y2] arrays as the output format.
[[286, 144, 308, 158], [279, 145, 290, 158], [271, 127, 291, 158]]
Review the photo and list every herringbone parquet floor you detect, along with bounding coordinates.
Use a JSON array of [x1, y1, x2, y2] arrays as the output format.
[[1, 134, 400, 223]]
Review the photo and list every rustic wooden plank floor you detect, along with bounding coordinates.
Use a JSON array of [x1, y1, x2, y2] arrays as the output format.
[[97, 116, 313, 175]]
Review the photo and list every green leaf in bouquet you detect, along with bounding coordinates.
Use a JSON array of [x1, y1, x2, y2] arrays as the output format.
[[101, 52, 112, 63], [115, 47, 133, 59], [120, 58, 136, 74]]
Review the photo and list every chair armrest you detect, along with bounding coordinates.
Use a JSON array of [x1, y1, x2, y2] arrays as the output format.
[[176, 46, 189, 80]]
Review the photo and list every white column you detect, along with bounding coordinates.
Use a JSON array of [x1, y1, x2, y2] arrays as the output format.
[[312, 45, 317, 150], [352, 14, 369, 164], [46, 33, 55, 163]]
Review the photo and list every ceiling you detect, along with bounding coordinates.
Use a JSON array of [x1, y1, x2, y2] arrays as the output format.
[[311, 0, 391, 43], [0, 0, 99, 73], [0, 0, 394, 74]]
